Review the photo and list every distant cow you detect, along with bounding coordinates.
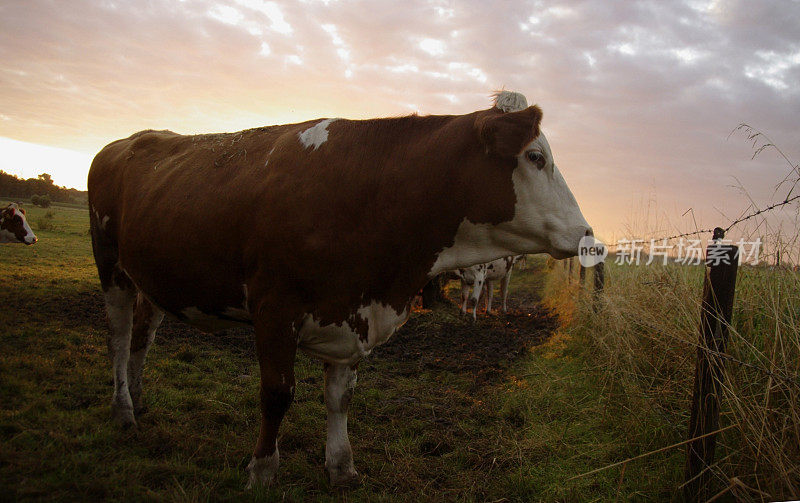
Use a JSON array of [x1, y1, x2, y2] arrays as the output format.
[[87, 91, 591, 488], [0, 203, 37, 245], [454, 264, 484, 319], [456, 255, 520, 319]]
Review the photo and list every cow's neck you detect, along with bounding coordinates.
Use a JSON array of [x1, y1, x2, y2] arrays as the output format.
[[367, 112, 520, 301], [424, 220, 519, 277], [395, 114, 519, 278]]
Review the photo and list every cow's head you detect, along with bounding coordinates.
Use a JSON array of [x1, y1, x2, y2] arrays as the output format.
[[1, 203, 37, 245], [454, 267, 473, 285], [469, 264, 488, 303], [474, 91, 591, 260]]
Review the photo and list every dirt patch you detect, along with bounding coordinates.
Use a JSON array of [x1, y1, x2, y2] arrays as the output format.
[[52, 289, 107, 329], [2, 284, 256, 354], [375, 296, 557, 385], [7, 269, 556, 378]]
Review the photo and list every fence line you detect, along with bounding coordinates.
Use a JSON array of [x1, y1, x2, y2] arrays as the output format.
[[571, 129, 800, 497], [606, 126, 800, 255]]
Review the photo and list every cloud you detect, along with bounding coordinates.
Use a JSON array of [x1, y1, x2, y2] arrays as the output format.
[[0, 0, 798, 237]]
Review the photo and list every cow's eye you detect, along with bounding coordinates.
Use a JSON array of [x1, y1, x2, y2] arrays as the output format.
[[526, 150, 545, 168]]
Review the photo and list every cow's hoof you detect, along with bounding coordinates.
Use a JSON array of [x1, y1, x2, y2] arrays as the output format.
[[327, 466, 360, 488], [111, 405, 137, 430], [245, 452, 279, 489]]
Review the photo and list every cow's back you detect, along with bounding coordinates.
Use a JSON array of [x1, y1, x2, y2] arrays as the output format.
[[87, 128, 276, 323]]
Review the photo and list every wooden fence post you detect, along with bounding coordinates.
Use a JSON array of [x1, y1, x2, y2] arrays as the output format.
[[567, 257, 573, 283], [684, 228, 739, 501], [592, 261, 605, 311]]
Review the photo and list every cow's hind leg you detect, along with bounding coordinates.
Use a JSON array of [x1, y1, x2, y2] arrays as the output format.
[[129, 294, 164, 415], [104, 273, 137, 427], [247, 315, 297, 488], [92, 221, 138, 428], [324, 363, 359, 486]]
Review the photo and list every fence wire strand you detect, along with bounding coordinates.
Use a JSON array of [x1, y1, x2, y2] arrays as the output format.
[[608, 124, 800, 247]]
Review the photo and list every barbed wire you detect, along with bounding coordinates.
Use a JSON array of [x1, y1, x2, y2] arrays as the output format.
[[638, 193, 800, 244], [723, 193, 800, 234], [660, 228, 717, 242], [606, 126, 800, 247]]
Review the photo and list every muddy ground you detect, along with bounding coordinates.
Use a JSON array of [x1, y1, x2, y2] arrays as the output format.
[[23, 275, 557, 377]]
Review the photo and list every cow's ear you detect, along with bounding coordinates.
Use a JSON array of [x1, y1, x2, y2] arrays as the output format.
[[476, 105, 543, 158]]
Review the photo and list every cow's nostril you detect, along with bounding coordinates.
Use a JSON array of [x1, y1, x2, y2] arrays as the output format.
[[585, 228, 594, 237]]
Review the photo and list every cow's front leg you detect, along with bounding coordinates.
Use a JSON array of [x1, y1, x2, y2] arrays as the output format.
[[500, 271, 512, 313], [460, 280, 469, 314], [246, 316, 297, 489], [324, 362, 359, 486], [471, 278, 485, 320]]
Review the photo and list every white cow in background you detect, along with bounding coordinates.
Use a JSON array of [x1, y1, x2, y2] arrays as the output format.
[[455, 256, 520, 319], [454, 264, 484, 319]]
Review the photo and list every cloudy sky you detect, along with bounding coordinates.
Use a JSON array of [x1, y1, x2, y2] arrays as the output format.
[[1, 0, 799, 244]]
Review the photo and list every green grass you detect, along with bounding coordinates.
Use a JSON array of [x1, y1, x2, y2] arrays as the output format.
[[2, 203, 689, 501], [544, 258, 800, 501], [2, 196, 88, 211]]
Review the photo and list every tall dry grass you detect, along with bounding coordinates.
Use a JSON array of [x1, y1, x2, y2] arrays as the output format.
[[543, 258, 800, 501]]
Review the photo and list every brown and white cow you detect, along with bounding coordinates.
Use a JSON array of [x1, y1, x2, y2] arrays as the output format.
[[1, 203, 37, 245], [87, 91, 591, 488], [456, 255, 520, 319]]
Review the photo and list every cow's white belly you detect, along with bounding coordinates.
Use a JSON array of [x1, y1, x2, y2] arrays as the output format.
[[298, 301, 409, 365]]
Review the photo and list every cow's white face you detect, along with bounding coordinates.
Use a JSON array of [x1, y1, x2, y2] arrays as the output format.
[[0, 204, 37, 245], [491, 130, 591, 259], [429, 126, 591, 275], [470, 265, 487, 302], [454, 267, 476, 285]]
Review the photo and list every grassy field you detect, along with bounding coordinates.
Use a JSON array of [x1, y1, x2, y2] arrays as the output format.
[[544, 257, 800, 502], [3, 202, 694, 501]]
